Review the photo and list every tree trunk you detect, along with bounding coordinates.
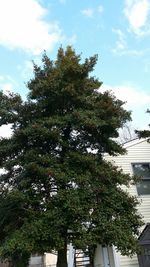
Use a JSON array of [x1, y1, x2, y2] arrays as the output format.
[[89, 245, 96, 267], [57, 242, 68, 267], [8, 252, 30, 267]]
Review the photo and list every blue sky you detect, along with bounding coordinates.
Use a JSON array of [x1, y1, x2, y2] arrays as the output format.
[[0, 0, 150, 137]]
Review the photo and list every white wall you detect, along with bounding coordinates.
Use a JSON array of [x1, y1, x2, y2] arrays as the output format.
[[105, 139, 150, 267]]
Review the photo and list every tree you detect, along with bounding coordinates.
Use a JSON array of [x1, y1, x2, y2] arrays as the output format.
[[118, 122, 137, 144], [0, 47, 143, 267], [136, 109, 150, 138]]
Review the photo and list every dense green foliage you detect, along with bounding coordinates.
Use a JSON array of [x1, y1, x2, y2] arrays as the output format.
[[0, 47, 143, 266]]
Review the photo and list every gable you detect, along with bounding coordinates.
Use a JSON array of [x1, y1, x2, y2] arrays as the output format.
[[124, 139, 150, 158], [105, 139, 150, 174], [123, 138, 149, 149], [139, 224, 150, 245]]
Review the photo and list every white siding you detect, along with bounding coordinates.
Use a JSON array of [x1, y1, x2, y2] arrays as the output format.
[[29, 255, 43, 266], [44, 253, 57, 265], [105, 139, 150, 267]]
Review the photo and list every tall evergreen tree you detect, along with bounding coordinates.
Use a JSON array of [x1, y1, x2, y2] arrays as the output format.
[[0, 47, 143, 267]]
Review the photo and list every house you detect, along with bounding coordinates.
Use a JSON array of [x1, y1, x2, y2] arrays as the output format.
[[72, 138, 150, 267], [97, 138, 150, 267], [30, 138, 150, 267]]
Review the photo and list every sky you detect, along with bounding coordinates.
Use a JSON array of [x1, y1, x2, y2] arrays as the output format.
[[0, 0, 150, 137]]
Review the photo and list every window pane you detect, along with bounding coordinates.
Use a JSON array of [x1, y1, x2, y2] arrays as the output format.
[[132, 163, 150, 195], [132, 163, 150, 178], [137, 180, 150, 195]]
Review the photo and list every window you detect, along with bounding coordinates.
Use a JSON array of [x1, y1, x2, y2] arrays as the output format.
[[132, 163, 150, 195]]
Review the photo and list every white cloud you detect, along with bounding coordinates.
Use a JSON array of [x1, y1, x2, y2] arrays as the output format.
[[1, 83, 14, 94], [0, 75, 19, 95], [112, 28, 145, 56], [143, 59, 150, 73], [59, 0, 66, 3], [0, 76, 4, 81], [112, 29, 127, 52], [98, 5, 104, 14], [0, 0, 63, 55], [101, 83, 150, 108], [81, 5, 104, 18], [100, 83, 150, 129], [17, 60, 34, 80], [81, 8, 94, 18], [68, 34, 77, 45], [0, 125, 12, 138], [124, 0, 150, 35]]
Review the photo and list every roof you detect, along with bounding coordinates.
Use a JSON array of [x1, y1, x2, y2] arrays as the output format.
[[138, 224, 150, 245], [123, 138, 149, 149]]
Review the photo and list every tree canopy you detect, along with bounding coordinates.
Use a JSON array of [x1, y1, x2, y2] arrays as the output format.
[[0, 47, 143, 267]]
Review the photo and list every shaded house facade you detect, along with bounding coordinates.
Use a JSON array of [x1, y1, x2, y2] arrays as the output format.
[[138, 224, 150, 267]]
